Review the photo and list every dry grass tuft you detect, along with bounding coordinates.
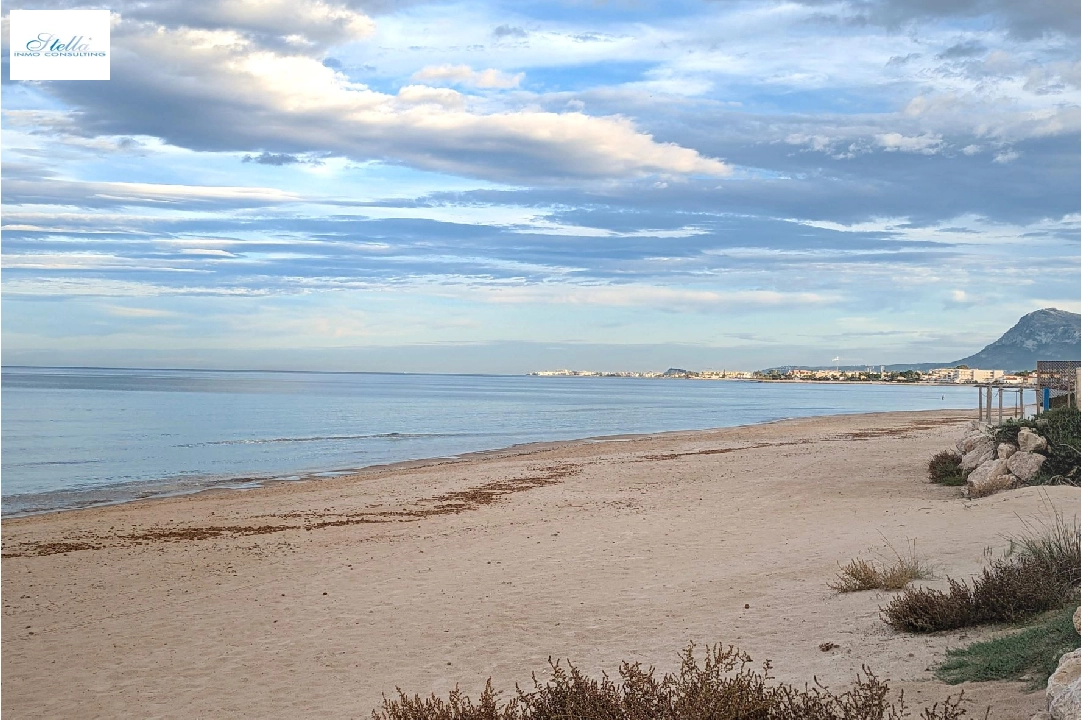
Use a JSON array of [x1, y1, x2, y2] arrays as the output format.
[[829, 541, 932, 593]]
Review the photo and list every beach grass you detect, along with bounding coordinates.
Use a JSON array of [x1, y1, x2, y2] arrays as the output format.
[[936, 605, 1078, 688], [830, 541, 932, 593]]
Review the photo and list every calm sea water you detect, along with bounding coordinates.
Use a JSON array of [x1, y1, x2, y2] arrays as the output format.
[[1, 367, 974, 516]]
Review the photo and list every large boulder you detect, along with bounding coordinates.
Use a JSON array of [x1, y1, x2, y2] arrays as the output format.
[[957, 431, 986, 454], [966, 459, 1016, 498], [997, 443, 1018, 460], [1007, 451, 1047, 483], [1018, 427, 1049, 453], [1047, 648, 1080, 720], [1074, 606, 1080, 634], [960, 437, 995, 471], [967, 473, 1018, 499]]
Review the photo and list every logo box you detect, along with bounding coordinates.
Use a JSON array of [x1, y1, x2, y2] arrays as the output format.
[[9, 9, 111, 81]]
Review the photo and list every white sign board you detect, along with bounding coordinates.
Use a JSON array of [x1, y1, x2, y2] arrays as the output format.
[[9, 9, 111, 81]]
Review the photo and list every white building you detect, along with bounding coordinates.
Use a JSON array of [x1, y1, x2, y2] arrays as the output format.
[[926, 367, 1004, 383]]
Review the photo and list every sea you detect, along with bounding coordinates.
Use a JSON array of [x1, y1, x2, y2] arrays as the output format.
[[1, 366, 976, 517]]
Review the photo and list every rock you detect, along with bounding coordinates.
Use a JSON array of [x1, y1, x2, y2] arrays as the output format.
[[968, 473, 1018, 499], [1047, 648, 1080, 720], [1032, 712, 1052, 720], [960, 437, 995, 471], [1018, 427, 1049, 453], [959, 433, 990, 455], [997, 443, 1018, 460], [1007, 451, 1047, 483], [967, 420, 982, 431], [1073, 606, 1079, 634], [966, 457, 1008, 485], [966, 459, 1016, 497]]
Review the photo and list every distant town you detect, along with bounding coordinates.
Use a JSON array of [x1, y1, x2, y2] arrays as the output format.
[[529, 366, 1035, 385]]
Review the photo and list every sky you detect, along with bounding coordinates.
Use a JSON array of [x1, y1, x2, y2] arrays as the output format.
[[1, 0, 1079, 373]]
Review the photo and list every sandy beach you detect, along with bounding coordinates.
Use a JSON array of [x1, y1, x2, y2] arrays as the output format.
[[3, 409, 1078, 718]]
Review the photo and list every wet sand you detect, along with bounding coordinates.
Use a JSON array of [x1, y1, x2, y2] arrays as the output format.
[[3, 409, 1076, 718]]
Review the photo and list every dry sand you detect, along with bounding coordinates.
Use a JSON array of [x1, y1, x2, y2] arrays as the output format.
[[3, 409, 1078, 718]]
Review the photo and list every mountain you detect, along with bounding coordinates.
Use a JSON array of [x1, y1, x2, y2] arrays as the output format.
[[952, 308, 1080, 371], [766, 309, 1080, 374]]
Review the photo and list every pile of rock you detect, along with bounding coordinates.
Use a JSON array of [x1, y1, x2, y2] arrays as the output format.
[[956, 422, 1048, 498], [1033, 606, 1081, 720]]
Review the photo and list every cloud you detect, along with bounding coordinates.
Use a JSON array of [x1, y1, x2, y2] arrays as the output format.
[[875, 132, 944, 154], [243, 152, 301, 165], [452, 284, 836, 310], [104, 305, 179, 318], [492, 24, 528, 39], [1, 178, 302, 207], [120, 0, 375, 48], [936, 40, 985, 60], [784, 0, 1080, 39], [37, 19, 728, 182], [412, 63, 524, 89]]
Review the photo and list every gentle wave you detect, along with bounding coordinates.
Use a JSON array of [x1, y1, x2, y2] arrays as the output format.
[[3, 459, 104, 468], [176, 431, 491, 447]]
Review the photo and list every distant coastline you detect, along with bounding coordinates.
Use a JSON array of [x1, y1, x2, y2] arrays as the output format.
[[529, 366, 1035, 387]]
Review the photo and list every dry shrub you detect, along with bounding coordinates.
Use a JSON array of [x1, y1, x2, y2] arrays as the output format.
[[882, 511, 1080, 632], [881, 578, 977, 632], [830, 541, 931, 593], [927, 451, 966, 487], [374, 643, 985, 720], [830, 558, 883, 592]]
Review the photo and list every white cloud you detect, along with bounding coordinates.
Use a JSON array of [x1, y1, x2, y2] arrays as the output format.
[[875, 132, 944, 154], [412, 64, 524, 89], [456, 284, 835, 309], [104, 305, 180, 318], [395, 85, 467, 109], [125, 0, 375, 48], [2, 178, 302, 206], [50, 21, 729, 182]]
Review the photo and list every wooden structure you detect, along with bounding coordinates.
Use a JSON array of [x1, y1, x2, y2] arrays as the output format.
[[975, 384, 1035, 424]]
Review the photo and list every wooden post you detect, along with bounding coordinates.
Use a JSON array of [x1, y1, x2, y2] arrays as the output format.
[[986, 385, 993, 423], [998, 387, 1003, 425], [978, 385, 983, 420]]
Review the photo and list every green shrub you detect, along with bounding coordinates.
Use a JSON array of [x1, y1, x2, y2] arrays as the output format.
[[928, 451, 966, 486], [992, 407, 1080, 486], [936, 605, 1079, 688]]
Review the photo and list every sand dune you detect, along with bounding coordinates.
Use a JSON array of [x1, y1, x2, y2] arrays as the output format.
[[3, 409, 1077, 718]]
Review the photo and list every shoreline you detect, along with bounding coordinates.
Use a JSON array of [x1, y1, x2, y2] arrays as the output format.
[[1, 407, 976, 520], [4, 407, 1074, 718]]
